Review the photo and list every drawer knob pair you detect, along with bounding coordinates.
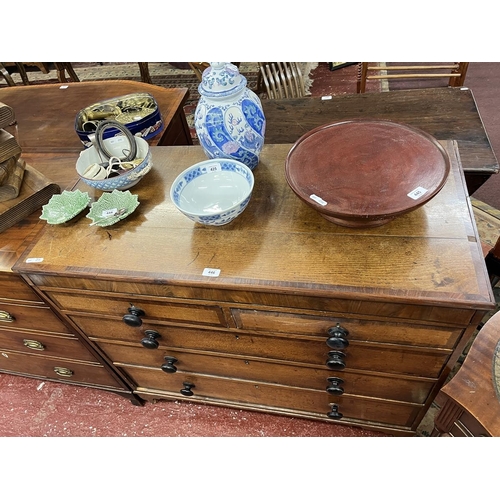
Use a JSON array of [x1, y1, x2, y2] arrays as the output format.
[[326, 324, 349, 349], [122, 305, 145, 327]]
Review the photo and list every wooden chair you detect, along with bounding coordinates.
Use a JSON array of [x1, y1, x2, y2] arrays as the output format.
[[54, 63, 80, 83], [356, 62, 469, 93], [485, 236, 500, 286], [258, 62, 306, 99], [1, 62, 80, 85], [431, 308, 500, 436], [188, 62, 210, 82]]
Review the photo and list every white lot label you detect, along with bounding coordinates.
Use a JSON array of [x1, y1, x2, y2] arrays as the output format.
[[407, 187, 428, 200], [202, 268, 221, 277], [207, 164, 222, 172], [310, 194, 328, 206], [26, 258, 44, 263], [102, 208, 118, 217]]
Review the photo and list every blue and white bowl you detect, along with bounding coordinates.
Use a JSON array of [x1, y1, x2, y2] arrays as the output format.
[[76, 135, 152, 191], [170, 158, 254, 226]]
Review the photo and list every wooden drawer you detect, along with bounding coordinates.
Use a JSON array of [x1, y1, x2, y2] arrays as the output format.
[[126, 365, 422, 428], [72, 315, 450, 378], [0, 301, 73, 334], [0, 350, 122, 388], [0, 274, 43, 303], [232, 309, 462, 348], [0, 328, 97, 362], [47, 291, 227, 328], [97, 340, 435, 403]]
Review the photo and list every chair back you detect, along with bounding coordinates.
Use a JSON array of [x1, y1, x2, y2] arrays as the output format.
[[357, 62, 469, 93], [258, 62, 306, 99]]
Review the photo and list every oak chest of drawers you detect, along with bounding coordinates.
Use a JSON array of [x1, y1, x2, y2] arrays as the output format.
[[14, 143, 495, 435], [0, 213, 136, 401]]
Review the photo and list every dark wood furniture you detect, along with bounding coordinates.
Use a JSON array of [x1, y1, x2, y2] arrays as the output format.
[[431, 310, 500, 436], [0, 80, 192, 153], [13, 142, 495, 436], [1, 62, 79, 85], [261, 87, 499, 194], [0, 211, 140, 404], [485, 237, 500, 286]]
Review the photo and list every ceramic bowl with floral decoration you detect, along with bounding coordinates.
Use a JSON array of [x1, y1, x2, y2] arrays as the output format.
[[76, 135, 152, 191], [170, 158, 254, 226]]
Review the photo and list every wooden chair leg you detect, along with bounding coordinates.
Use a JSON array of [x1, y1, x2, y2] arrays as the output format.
[[449, 62, 469, 87], [138, 63, 152, 85], [0, 63, 16, 86], [15, 63, 30, 85], [54, 63, 80, 83], [357, 62, 368, 93]]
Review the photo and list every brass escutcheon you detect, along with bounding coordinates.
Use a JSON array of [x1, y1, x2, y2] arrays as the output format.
[[53, 367, 74, 378], [0, 310, 14, 322], [23, 339, 45, 351]]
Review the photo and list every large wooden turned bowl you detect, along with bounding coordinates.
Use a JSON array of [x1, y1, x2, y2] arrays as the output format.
[[285, 119, 451, 228]]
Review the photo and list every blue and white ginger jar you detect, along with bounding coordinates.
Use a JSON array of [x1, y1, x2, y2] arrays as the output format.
[[194, 62, 266, 170]]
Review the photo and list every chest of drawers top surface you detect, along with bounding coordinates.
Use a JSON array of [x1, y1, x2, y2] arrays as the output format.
[[14, 142, 495, 311]]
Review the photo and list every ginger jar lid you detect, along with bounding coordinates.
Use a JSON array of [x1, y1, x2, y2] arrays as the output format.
[[198, 62, 247, 98]]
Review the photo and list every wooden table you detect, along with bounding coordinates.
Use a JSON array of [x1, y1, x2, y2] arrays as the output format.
[[432, 310, 500, 436], [262, 87, 499, 194], [0, 80, 192, 153]]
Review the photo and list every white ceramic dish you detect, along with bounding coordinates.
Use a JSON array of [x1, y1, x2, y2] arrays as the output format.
[[170, 158, 254, 226]]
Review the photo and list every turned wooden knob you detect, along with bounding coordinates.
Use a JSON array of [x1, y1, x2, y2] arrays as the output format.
[[141, 330, 161, 349], [327, 404, 343, 420], [180, 382, 195, 396], [326, 351, 346, 370], [161, 356, 178, 373], [326, 376, 345, 395], [122, 305, 145, 327], [326, 324, 350, 349]]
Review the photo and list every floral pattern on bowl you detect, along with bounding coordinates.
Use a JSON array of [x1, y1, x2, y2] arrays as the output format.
[[40, 190, 91, 224], [86, 189, 139, 227]]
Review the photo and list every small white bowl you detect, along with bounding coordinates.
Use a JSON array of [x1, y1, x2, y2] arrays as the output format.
[[170, 159, 254, 226]]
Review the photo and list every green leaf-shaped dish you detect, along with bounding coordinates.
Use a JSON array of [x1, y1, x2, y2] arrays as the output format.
[[87, 189, 140, 227], [40, 190, 91, 224]]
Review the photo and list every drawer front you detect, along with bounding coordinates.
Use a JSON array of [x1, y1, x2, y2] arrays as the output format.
[[125, 366, 422, 428], [73, 316, 449, 378], [98, 341, 435, 403], [0, 274, 42, 303], [47, 291, 227, 327], [232, 309, 462, 348], [0, 301, 73, 334], [0, 328, 97, 362], [0, 350, 123, 388]]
